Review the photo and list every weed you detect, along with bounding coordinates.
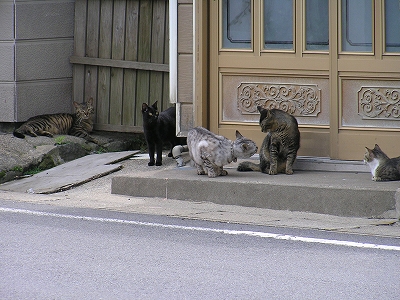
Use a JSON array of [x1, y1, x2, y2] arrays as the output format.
[[23, 166, 43, 176], [11, 166, 23, 172], [54, 136, 68, 145]]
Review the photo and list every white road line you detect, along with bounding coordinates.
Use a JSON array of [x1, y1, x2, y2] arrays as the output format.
[[2, 206, 400, 252]]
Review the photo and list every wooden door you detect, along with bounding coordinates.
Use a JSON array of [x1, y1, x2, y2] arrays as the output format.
[[208, 0, 400, 160]]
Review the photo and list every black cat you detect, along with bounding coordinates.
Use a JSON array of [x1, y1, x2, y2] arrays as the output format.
[[142, 101, 180, 166]]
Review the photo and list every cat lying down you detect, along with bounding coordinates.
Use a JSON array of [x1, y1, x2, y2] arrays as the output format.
[[187, 127, 258, 178]]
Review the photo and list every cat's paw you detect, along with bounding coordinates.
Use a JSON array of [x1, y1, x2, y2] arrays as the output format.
[[156, 161, 162, 166], [148, 161, 155, 166], [167, 152, 173, 157], [220, 170, 228, 176], [268, 169, 278, 175], [285, 169, 294, 175]]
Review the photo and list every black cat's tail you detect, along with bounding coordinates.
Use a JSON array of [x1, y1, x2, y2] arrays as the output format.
[[237, 161, 261, 172]]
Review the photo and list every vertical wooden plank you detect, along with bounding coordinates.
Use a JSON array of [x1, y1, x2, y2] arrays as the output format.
[[85, 0, 100, 105], [72, 0, 87, 105], [136, 0, 153, 116], [123, 0, 140, 126], [163, 0, 170, 107], [109, 0, 126, 125], [97, 0, 113, 125], [149, 0, 167, 111]]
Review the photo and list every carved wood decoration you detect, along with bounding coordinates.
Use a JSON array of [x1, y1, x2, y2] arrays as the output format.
[[358, 87, 400, 120], [237, 83, 321, 116]]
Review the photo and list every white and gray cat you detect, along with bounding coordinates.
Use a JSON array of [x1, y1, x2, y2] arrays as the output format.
[[364, 144, 400, 181], [187, 126, 258, 178]]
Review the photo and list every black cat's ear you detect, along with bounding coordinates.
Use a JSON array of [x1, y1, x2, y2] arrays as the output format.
[[257, 106, 263, 113], [142, 103, 149, 112], [235, 130, 243, 139], [374, 144, 381, 151], [152, 101, 158, 109]]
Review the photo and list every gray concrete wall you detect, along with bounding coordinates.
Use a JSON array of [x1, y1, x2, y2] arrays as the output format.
[[0, 0, 75, 123]]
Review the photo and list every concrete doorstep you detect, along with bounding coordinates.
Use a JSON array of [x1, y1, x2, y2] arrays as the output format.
[[111, 155, 400, 220]]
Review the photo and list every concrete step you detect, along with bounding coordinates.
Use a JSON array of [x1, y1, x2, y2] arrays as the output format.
[[111, 158, 400, 219]]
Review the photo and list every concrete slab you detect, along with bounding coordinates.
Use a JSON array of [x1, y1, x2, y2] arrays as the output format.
[[111, 160, 400, 219], [0, 151, 138, 194]]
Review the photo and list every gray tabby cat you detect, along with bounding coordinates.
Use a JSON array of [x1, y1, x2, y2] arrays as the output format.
[[187, 126, 258, 178], [237, 106, 300, 175], [364, 144, 400, 181]]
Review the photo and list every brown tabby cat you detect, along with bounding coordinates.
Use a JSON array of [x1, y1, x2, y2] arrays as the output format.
[[237, 106, 300, 175], [364, 144, 400, 181], [13, 98, 97, 143]]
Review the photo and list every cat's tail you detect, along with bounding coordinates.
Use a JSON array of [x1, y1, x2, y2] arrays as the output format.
[[13, 129, 25, 139], [237, 161, 261, 172]]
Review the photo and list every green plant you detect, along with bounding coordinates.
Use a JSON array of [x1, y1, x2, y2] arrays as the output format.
[[23, 166, 43, 176], [94, 146, 107, 154], [11, 166, 23, 172], [54, 136, 68, 145]]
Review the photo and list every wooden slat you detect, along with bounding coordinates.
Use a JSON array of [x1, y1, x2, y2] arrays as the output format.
[[150, 0, 167, 110], [85, 0, 100, 102], [163, 2, 170, 106], [136, 0, 153, 117], [123, 0, 140, 126], [70, 56, 169, 72], [109, 0, 126, 125], [72, 0, 87, 104], [97, 0, 113, 124]]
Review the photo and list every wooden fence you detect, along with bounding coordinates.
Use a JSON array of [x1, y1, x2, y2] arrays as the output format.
[[71, 0, 169, 132]]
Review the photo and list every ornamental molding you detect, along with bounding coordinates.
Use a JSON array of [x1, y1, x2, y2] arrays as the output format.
[[237, 82, 321, 117], [358, 87, 400, 120]]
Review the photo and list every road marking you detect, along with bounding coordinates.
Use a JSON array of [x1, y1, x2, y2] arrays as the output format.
[[2, 206, 400, 251]]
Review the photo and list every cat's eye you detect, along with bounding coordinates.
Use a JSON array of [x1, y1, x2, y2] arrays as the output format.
[[149, 113, 153, 116]]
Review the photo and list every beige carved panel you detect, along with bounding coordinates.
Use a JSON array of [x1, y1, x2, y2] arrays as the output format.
[[222, 75, 329, 126], [342, 79, 400, 128], [358, 87, 400, 120], [237, 83, 321, 116]]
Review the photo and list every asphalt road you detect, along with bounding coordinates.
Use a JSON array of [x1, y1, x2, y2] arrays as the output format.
[[1, 200, 399, 300]]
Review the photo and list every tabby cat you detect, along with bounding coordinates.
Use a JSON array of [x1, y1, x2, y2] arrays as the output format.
[[187, 126, 258, 178], [364, 144, 400, 181], [13, 98, 97, 143], [237, 106, 300, 175], [142, 101, 180, 166]]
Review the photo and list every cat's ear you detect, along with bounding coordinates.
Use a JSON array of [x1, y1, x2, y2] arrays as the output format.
[[374, 144, 381, 151], [87, 97, 94, 106], [257, 106, 264, 113], [142, 103, 149, 112], [152, 101, 158, 110], [73, 101, 79, 108], [235, 130, 243, 139]]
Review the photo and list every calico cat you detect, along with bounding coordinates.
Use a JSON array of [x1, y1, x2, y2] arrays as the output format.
[[187, 126, 258, 178], [237, 106, 300, 175], [364, 144, 400, 181], [13, 98, 98, 143], [142, 101, 180, 166]]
